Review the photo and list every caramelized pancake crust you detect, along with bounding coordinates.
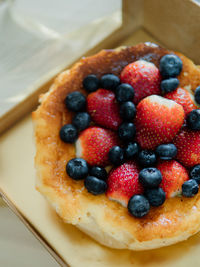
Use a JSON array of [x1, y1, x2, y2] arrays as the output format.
[[32, 43, 200, 250]]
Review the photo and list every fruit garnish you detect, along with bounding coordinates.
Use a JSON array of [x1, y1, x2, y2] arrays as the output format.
[[76, 126, 119, 166], [190, 165, 200, 184], [100, 74, 120, 90], [182, 180, 199, 197], [165, 87, 198, 116], [65, 91, 86, 112], [108, 146, 124, 166], [173, 128, 200, 167], [155, 144, 177, 160], [186, 109, 200, 130], [157, 160, 189, 198], [87, 89, 122, 130], [106, 161, 143, 207], [159, 54, 182, 78], [84, 176, 107, 195], [139, 167, 162, 188], [83, 74, 100, 92], [128, 195, 150, 218], [195, 86, 200, 105], [160, 78, 179, 94], [66, 158, 89, 180], [120, 60, 161, 104], [60, 124, 78, 143], [135, 95, 184, 149], [138, 150, 157, 167], [145, 188, 166, 207]]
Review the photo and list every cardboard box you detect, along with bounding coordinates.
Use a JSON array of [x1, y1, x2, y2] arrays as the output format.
[[1, 0, 200, 266]]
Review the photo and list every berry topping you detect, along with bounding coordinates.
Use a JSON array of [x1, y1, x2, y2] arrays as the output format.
[[84, 176, 107, 195], [124, 142, 140, 160], [173, 128, 200, 167], [83, 74, 99, 92], [90, 166, 108, 181], [87, 89, 122, 130], [156, 144, 177, 160], [66, 158, 89, 180], [186, 109, 200, 130], [160, 78, 179, 94], [76, 126, 119, 166], [165, 88, 197, 116], [138, 150, 157, 167], [135, 95, 184, 149], [120, 60, 161, 104], [60, 124, 78, 143], [139, 168, 162, 188], [195, 86, 200, 105], [72, 112, 91, 131], [65, 91, 86, 112], [190, 165, 200, 184], [159, 54, 183, 78], [115, 83, 134, 103], [109, 146, 124, 166], [128, 195, 150, 218], [119, 101, 136, 121], [158, 160, 189, 198], [100, 74, 120, 90], [182, 180, 199, 197], [106, 161, 143, 206], [118, 122, 136, 141], [145, 188, 166, 207]]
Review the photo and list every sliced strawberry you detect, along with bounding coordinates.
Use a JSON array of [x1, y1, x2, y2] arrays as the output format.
[[87, 89, 122, 130], [135, 95, 184, 150], [173, 128, 200, 167], [165, 87, 198, 116], [75, 126, 119, 166], [157, 160, 189, 198], [120, 60, 161, 104], [106, 161, 143, 207]]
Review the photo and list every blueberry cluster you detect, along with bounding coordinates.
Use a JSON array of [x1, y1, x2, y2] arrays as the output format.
[[59, 54, 200, 219]]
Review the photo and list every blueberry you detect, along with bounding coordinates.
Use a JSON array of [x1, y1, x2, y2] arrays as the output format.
[[100, 74, 120, 90], [190, 165, 200, 184], [124, 142, 140, 159], [72, 112, 91, 131], [161, 78, 179, 94], [115, 83, 134, 103], [139, 168, 162, 188], [84, 176, 107, 195], [145, 188, 166, 207], [186, 109, 200, 130], [128, 195, 150, 218], [65, 91, 86, 112], [119, 101, 136, 121], [109, 146, 124, 166], [138, 150, 157, 167], [118, 122, 136, 141], [195, 86, 200, 105], [156, 143, 177, 160], [90, 166, 107, 181], [159, 54, 183, 78], [66, 158, 89, 180], [182, 179, 199, 197], [83, 74, 99, 92], [60, 124, 78, 143]]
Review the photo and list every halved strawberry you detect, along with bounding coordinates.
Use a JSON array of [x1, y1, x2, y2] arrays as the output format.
[[120, 60, 161, 104], [173, 128, 200, 167], [87, 89, 122, 130], [165, 87, 198, 116], [106, 161, 143, 207], [76, 126, 119, 166], [157, 160, 189, 198], [135, 95, 184, 149]]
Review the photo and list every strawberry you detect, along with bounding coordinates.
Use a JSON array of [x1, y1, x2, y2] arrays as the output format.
[[75, 126, 119, 166], [120, 60, 161, 104], [157, 160, 189, 198], [165, 87, 198, 116], [106, 161, 143, 207], [173, 128, 200, 167], [135, 95, 184, 149], [87, 89, 122, 130]]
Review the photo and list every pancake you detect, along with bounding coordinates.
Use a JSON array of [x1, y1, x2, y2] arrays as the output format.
[[32, 43, 200, 250]]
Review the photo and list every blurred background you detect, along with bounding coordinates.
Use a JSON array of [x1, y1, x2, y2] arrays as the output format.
[[0, 0, 121, 266]]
